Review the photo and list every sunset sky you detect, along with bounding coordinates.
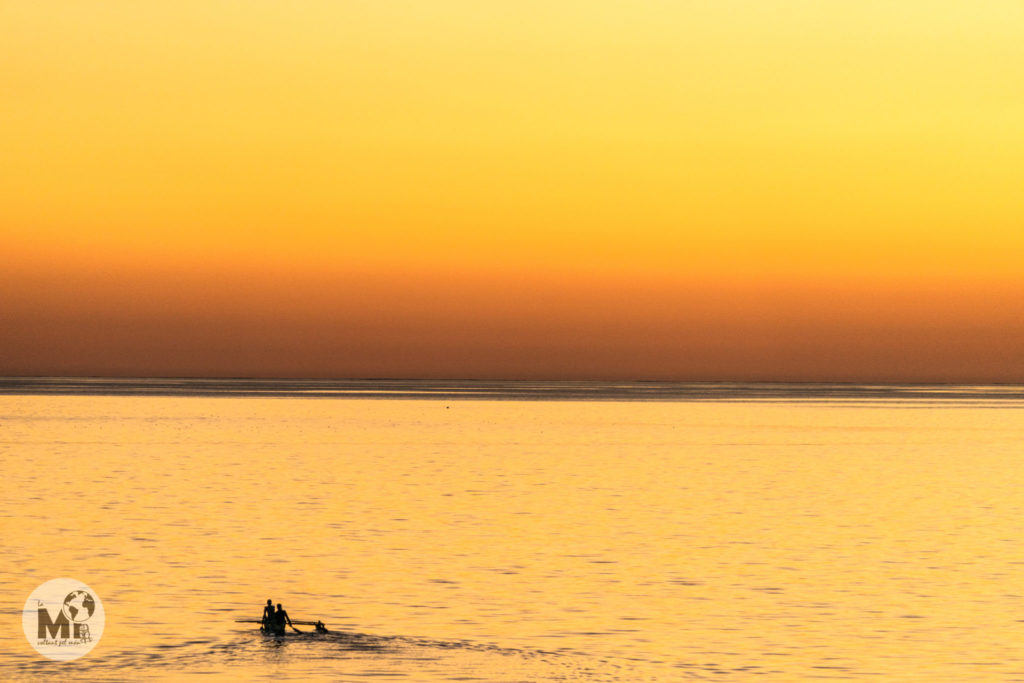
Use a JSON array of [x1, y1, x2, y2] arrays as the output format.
[[3, 1, 1023, 381]]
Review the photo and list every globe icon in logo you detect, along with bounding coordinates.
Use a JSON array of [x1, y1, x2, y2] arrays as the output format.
[[61, 591, 96, 623]]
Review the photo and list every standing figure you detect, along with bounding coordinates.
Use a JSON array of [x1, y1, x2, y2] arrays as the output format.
[[273, 603, 293, 636], [261, 599, 274, 633]]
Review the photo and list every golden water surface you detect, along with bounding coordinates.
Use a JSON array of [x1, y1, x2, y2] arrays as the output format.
[[2, 392, 1024, 680]]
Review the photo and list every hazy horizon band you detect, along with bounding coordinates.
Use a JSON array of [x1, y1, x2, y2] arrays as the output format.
[[2, 377, 1023, 403]]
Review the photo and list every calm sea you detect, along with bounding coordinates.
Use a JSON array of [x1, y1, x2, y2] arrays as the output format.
[[2, 380, 1023, 681]]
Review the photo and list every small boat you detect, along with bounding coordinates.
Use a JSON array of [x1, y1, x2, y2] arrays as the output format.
[[236, 619, 329, 634]]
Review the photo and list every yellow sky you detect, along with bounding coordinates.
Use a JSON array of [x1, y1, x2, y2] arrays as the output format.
[[2, 2, 1023, 379]]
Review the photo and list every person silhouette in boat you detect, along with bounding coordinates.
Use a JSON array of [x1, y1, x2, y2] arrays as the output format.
[[261, 599, 274, 633], [272, 603, 294, 636]]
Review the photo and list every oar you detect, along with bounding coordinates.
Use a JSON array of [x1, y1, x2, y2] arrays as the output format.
[[234, 620, 326, 626]]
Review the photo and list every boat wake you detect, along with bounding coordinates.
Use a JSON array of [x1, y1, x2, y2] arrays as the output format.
[[199, 627, 664, 681], [9, 624, 682, 681]]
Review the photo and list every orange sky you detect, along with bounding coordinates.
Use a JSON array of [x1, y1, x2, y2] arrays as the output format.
[[3, 2, 1024, 381]]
